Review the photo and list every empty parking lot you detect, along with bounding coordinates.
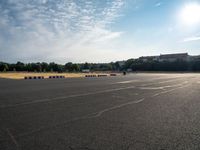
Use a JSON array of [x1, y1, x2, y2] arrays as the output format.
[[1, 73, 200, 150]]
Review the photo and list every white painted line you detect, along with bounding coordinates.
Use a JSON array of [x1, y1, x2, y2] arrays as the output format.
[[15, 78, 193, 138], [139, 87, 164, 90], [139, 81, 189, 90], [92, 98, 145, 118], [0, 86, 136, 108], [17, 98, 145, 138], [115, 77, 181, 85], [6, 129, 19, 147], [141, 78, 184, 86], [116, 80, 139, 84], [151, 84, 190, 97]]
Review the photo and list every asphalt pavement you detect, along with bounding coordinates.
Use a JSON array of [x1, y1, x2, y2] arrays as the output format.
[[1, 73, 200, 150]]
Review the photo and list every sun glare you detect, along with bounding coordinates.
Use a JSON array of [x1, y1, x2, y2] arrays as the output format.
[[179, 3, 200, 26]]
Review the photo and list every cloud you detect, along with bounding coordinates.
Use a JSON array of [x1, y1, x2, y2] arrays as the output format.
[[155, 2, 162, 7], [0, 0, 125, 63], [182, 36, 200, 42]]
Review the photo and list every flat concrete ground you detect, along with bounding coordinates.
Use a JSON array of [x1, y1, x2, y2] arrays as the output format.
[[1, 73, 200, 150]]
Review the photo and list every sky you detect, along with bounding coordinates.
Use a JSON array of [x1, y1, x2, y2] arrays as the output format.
[[0, 0, 200, 63]]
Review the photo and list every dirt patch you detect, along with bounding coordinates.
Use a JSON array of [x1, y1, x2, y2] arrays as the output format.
[[0, 72, 86, 79]]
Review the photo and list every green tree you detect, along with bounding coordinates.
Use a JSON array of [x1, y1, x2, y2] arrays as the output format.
[[15, 61, 25, 71], [41, 62, 48, 72], [83, 62, 89, 69], [72, 64, 80, 72], [3, 64, 9, 72], [65, 62, 73, 72], [49, 62, 59, 72]]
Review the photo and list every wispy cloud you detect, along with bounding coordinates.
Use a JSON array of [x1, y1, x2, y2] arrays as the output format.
[[0, 0, 125, 63], [182, 36, 200, 42]]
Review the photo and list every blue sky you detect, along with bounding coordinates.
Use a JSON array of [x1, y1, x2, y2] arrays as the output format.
[[0, 0, 200, 63]]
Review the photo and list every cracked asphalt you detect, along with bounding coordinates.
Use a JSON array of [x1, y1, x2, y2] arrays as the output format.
[[1, 73, 200, 150]]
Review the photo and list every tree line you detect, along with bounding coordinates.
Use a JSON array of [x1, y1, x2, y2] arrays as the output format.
[[0, 61, 122, 72], [1, 59, 200, 72]]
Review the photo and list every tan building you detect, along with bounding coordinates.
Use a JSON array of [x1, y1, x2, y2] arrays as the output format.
[[139, 56, 159, 62], [159, 53, 189, 62]]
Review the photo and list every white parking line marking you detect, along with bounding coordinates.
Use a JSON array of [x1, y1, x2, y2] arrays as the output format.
[[16, 80, 191, 138], [92, 98, 145, 118], [6, 129, 19, 147], [139, 81, 189, 90], [152, 84, 190, 97], [140, 87, 164, 90], [115, 77, 182, 85], [0, 86, 136, 108], [116, 80, 139, 84], [17, 98, 145, 138], [141, 78, 185, 86]]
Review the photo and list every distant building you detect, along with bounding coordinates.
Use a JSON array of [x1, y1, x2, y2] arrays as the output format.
[[159, 53, 189, 62], [188, 55, 200, 61], [139, 53, 190, 62], [139, 56, 159, 62]]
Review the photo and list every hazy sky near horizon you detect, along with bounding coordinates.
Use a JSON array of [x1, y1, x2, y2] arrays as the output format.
[[0, 0, 200, 63]]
